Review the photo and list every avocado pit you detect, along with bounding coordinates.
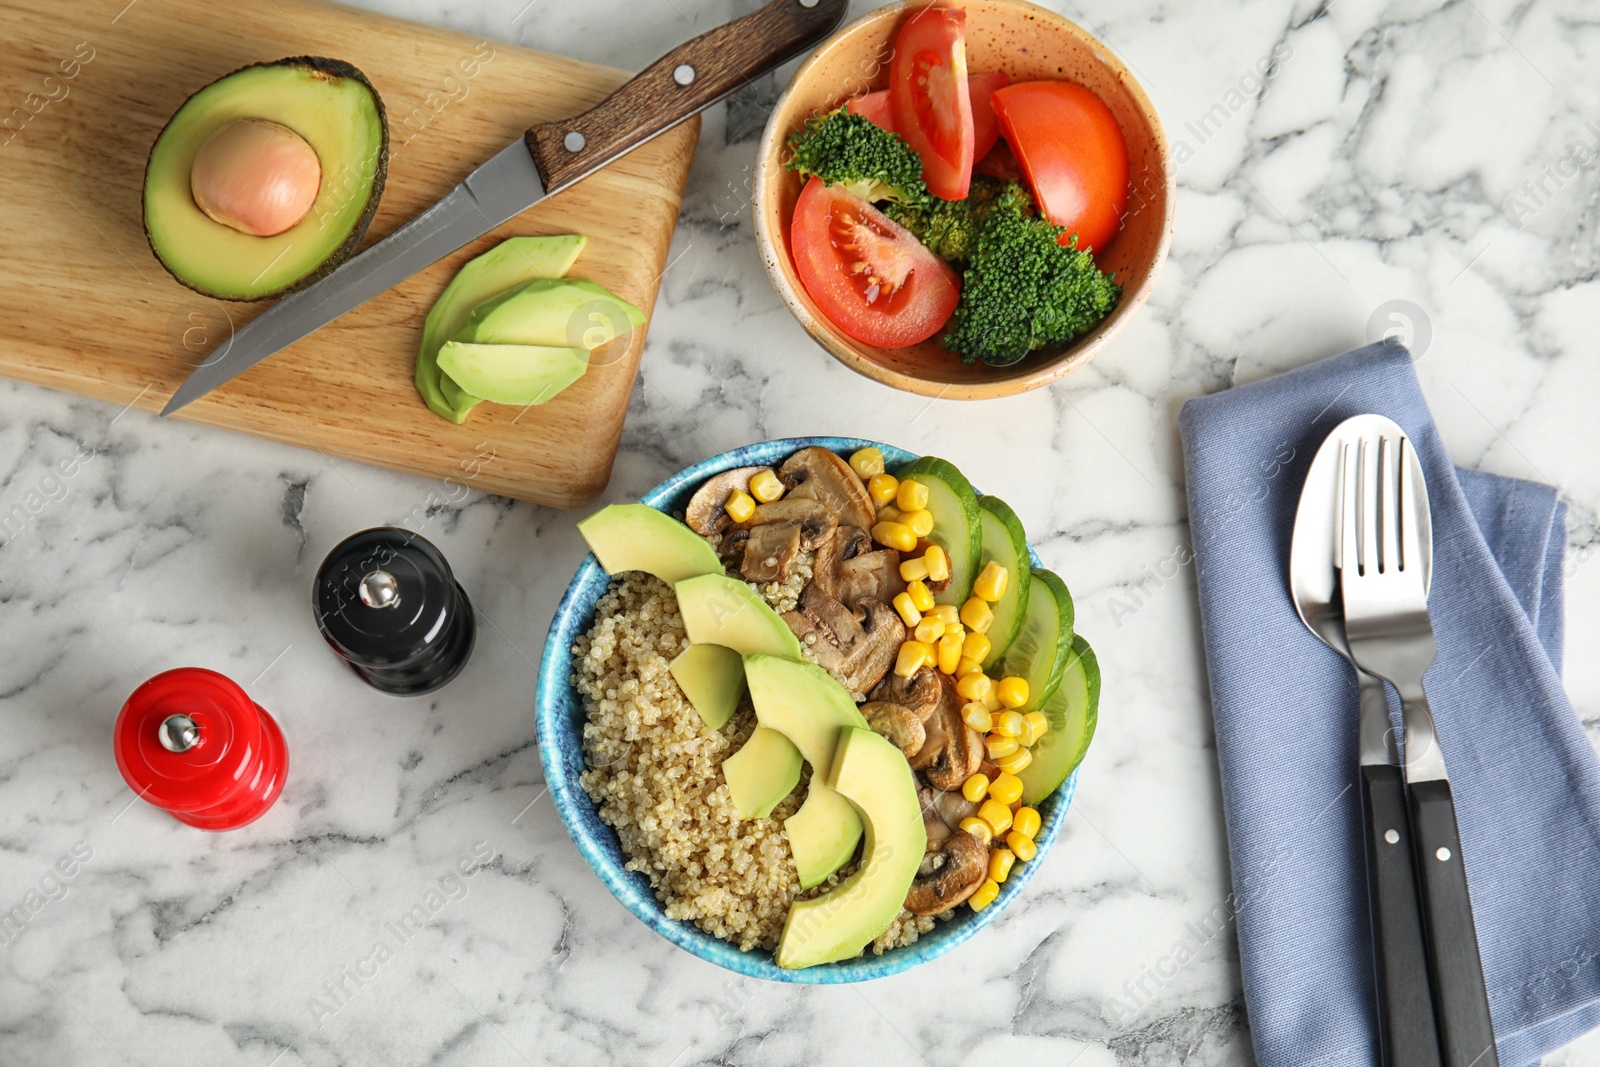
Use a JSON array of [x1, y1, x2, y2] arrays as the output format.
[[190, 118, 322, 237]]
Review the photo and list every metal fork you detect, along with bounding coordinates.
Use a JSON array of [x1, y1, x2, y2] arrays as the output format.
[[1338, 429, 1499, 1067]]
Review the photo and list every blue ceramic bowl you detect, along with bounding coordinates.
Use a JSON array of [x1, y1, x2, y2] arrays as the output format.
[[535, 437, 1077, 982]]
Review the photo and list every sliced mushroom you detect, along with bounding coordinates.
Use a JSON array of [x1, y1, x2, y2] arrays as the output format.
[[916, 783, 979, 852], [781, 586, 905, 696], [778, 448, 876, 531], [908, 672, 982, 791], [862, 701, 925, 759], [905, 830, 988, 915], [684, 466, 769, 536], [871, 667, 942, 723], [739, 522, 802, 583], [812, 525, 906, 608]]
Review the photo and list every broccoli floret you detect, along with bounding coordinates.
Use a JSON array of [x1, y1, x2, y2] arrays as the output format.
[[786, 109, 928, 206], [943, 182, 1122, 366], [883, 176, 1014, 262]]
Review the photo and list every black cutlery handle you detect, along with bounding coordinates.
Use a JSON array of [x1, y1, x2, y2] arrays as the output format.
[[1361, 763, 1444, 1067], [1409, 778, 1499, 1067]]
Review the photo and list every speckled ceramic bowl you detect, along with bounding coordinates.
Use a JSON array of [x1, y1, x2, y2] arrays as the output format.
[[754, 0, 1173, 399], [536, 437, 1078, 982]]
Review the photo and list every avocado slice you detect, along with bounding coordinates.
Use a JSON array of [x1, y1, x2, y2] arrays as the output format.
[[418, 235, 587, 422], [454, 278, 645, 347], [143, 57, 387, 301], [776, 728, 927, 969], [436, 342, 589, 406], [670, 644, 745, 730], [577, 503, 724, 585], [722, 725, 803, 818], [744, 655, 867, 888], [674, 574, 804, 659]]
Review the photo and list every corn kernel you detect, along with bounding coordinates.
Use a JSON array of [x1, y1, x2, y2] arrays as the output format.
[[923, 544, 950, 582], [960, 631, 992, 664], [902, 509, 935, 537], [894, 640, 930, 678], [955, 656, 984, 678], [997, 676, 1029, 709], [872, 521, 918, 553], [725, 488, 756, 524], [1013, 807, 1041, 840], [929, 603, 961, 625], [961, 702, 994, 732], [877, 505, 903, 525], [1024, 711, 1049, 741], [913, 617, 945, 644], [955, 672, 992, 703], [892, 592, 922, 627], [988, 847, 1016, 883], [968, 877, 1001, 911], [748, 469, 785, 503], [1017, 717, 1042, 748], [961, 773, 991, 803], [985, 734, 1019, 759], [960, 597, 994, 634], [988, 771, 1023, 805], [1006, 830, 1037, 862], [867, 472, 899, 505], [981, 686, 1002, 712], [960, 816, 993, 847], [993, 710, 1024, 738], [974, 560, 1009, 602], [937, 631, 963, 674], [899, 556, 930, 582], [995, 745, 1033, 774], [978, 798, 1013, 836], [906, 579, 935, 612], [849, 447, 885, 480], [944, 621, 964, 640], [896, 479, 930, 512]]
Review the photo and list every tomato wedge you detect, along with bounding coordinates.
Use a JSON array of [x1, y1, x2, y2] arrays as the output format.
[[966, 71, 1008, 161], [992, 81, 1129, 253], [974, 138, 1024, 182], [849, 71, 1006, 160], [790, 177, 961, 348], [846, 89, 895, 130], [888, 6, 974, 200]]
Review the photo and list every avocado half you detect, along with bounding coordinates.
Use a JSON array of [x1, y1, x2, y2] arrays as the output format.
[[143, 57, 388, 301]]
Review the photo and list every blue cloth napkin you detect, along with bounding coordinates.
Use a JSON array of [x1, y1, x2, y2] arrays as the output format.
[[1178, 342, 1600, 1067]]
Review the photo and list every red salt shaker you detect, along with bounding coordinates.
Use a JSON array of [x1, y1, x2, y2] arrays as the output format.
[[114, 667, 288, 831]]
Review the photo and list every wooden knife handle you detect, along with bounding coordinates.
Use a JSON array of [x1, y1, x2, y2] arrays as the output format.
[[526, 0, 849, 193], [1409, 778, 1500, 1067]]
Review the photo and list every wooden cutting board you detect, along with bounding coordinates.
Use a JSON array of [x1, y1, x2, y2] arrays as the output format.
[[0, 0, 699, 507]]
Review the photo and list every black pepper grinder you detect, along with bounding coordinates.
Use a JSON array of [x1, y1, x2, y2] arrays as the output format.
[[313, 528, 476, 695]]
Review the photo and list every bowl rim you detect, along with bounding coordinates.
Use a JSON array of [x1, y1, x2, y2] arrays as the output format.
[[752, 0, 1175, 400], [535, 436, 1080, 983]]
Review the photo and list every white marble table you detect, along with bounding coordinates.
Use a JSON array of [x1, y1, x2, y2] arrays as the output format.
[[2, 0, 1597, 1064]]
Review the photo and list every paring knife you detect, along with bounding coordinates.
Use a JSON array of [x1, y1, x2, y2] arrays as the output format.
[[1291, 424, 1442, 1067], [1335, 413, 1499, 1067], [161, 0, 849, 415]]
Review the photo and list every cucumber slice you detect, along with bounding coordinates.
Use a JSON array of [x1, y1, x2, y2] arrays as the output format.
[[1018, 635, 1100, 805], [895, 456, 982, 605], [977, 495, 1031, 668], [996, 569, 1075, 711]]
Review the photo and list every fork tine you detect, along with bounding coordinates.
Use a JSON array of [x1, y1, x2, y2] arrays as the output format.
[[1379, 436, 1399, 574], [1358, 437, 1379, 576], [1338, 439, 1358, 575], [1398, 435, 1421, 574]]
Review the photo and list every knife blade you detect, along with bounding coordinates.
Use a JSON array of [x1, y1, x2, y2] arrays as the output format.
[[162, 0, 849, 415]]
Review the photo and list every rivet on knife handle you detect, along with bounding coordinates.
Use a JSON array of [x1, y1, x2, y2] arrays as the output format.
[[525, 0, 848, 194]]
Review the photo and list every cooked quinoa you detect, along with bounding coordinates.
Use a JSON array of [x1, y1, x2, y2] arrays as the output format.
[[574, 571, 937, 956]]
